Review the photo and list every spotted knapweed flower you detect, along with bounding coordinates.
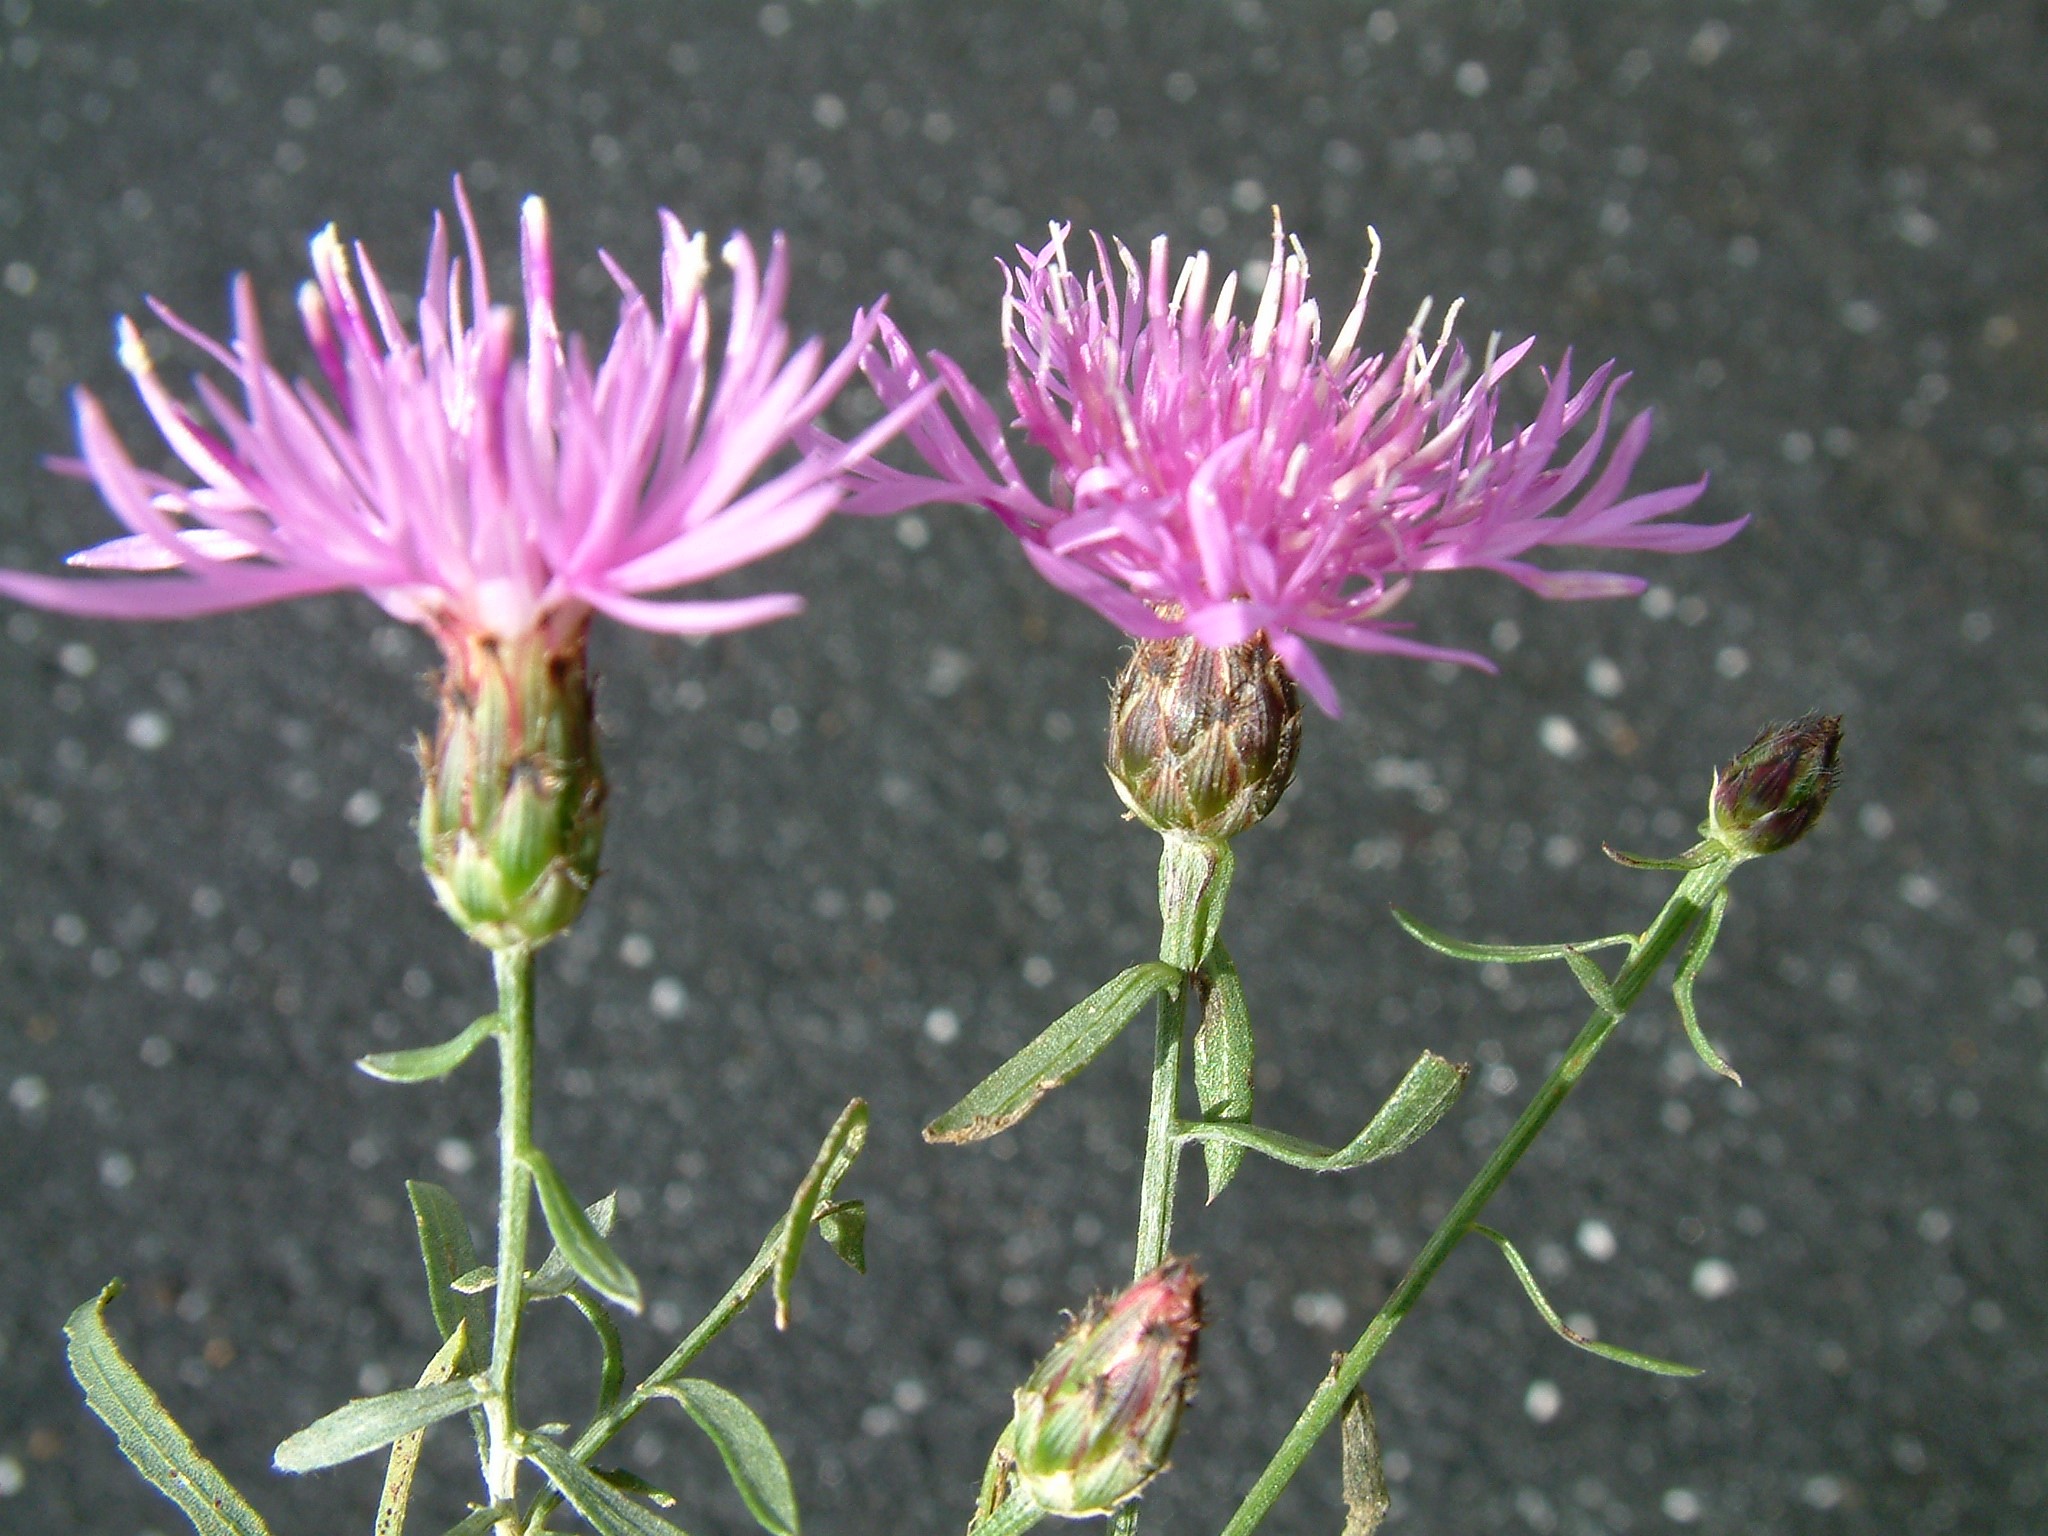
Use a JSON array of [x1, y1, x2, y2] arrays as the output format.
[[838, 215, 1743, 716], [0, 184, 923, 945]]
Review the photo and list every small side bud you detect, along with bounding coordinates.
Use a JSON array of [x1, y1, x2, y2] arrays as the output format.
[[1107, 632, 1302, 841], [418, 619, 607, 949], [1705, 712, 1842, 858], [1008, 1260, 1203, 1518]]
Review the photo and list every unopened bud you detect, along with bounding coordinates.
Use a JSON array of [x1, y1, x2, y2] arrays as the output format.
[[1009, 1259, 1202, 1518], [1706, 712, 1842, 858], [418, 619, 607, 949], [1107, 633, 1302, 840]]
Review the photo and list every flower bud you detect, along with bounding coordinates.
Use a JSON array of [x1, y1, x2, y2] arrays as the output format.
[[1706, 712, 1842, 858], [1008, 1259, 1202, 1518], [1107, 633, 1302, 840], [418, 618, 607, 949]]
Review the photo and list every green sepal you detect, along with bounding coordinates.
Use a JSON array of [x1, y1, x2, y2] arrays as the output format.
[[273, 1379, 482, 1473], [356, 1013, 498, 1083], [1393, 910, 1637, 966], [1602, 840, 1720, 871], [375, 1324, 468, 1536], [650, 1379, 800, 1536], [1672, 886, 1742, 1083], [63, 1282, 275, 1536], [524, 1437, 692, 1536], [1158, 832, 1233, 971], [1340, 1387, 1390, 1536], [773, 1099, 868, 1329], [406, 1181, 491, 1375], [969, 1490, 1048, 1536], [815, 1200, 867, 1273], [1174, 1051, 1468, 1172], [924, 963, 1179, 1144], [1191, 941, 1255, 1202], [1469, 1224, 1703, 1378], [527, 1150, 643, 1313]]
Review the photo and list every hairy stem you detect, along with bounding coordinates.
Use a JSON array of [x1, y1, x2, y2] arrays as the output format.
[[1219, 861, 1731, 1536], [484, 946, 536, 1534], [1131, 980, 1190, 1280]]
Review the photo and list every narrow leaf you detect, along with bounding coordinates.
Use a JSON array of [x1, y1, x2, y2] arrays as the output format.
[[1673, 886, 1742, 1084], [1603, 841, 1718, 871], [525, 1437, 692, 1536], [1176, 1051, 1468, 1172], [1469, 1225, 1703, 1377], [654, 1379, 800, 1536], [376, 1325, 467, 1536], [816, 1200, 867, 1274], [530, 1192, 619, 1297], [924, 962, 1179, 1143], [1192, 941, 1255, 1202], [1340, 1389, 1390, 1536], [275, 1380, 481, 1473], [527, 1150, 643, 1313], [774, 1099, 869, 1329], [1393, 910, 1637, 966], [63, 1282, 274, 1536], [1563, 949, 1620, 1013], [568, 1289, 627, 1415], [1158, 834, 1234, 971], [357, 1013, 497, 1083], [438, 1509, 503, 1536], [595, 1468, 680, 1508], [407, 1181, 490, 1374], [974, 1423, 1018, 1528], [449, 1266, 494, 1295]]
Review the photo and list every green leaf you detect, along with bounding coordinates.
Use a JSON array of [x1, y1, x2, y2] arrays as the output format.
[[1175, 1051, 1468, 1172], [1392, 910, 1637, 966], [1158, 833, 1234, 970], [568, 1289, 627, 1415], [595, 1468, 679, 1508], [437, 1509, 503, 1536], [407, 1181, 491, 1374], [527, 1149, 643, 1313], [1340, 1389, 1390, 1536], [63, 1282, 274, 1536], [357, 1013, 498, 1083], [653, 1379, 800, 1536], [375, 1325, 467, 1536], [816, 1200, 867, 1274], [1672, 886, 1742, 1084], [774, 1099, 869, 1329], [1563, 949, 1620, 1013], [525, 1437, 692, 1536], [274, 1380, 482, 1473], [1603, 840, 1719, 871], [1192, 941, 1255, 1203], [530, 1192, 619, 1298], [924, 962, 1179, 1143], [1469, 1225, 1703, 1378]]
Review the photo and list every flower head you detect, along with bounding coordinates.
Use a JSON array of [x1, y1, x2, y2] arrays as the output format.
[[0, 182, 920, 650], [841, 215, 1742, 713], [1706, 711, 1842, 858]]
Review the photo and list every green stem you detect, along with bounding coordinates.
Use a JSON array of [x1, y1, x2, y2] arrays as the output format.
[[1131, 980, 1190, 1280], [1218, 860, 1731, 1536], [520, 1210, 789, 1535], [484, 946, 536, 1534]]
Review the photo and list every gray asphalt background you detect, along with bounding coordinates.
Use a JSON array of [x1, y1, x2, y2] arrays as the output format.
[[1, 3, 2042, 1533]]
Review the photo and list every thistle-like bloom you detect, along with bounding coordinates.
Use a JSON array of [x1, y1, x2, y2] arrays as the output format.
[[841, 216, 1743, 713], [0, 185, 921, 946], [0, 182, 915, 644]]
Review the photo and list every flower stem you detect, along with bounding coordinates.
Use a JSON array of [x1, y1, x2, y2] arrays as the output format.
[[1218, 860, 1731, 1536], [484, 945, 536, 1533], [1131, 980, 1190, 1280]]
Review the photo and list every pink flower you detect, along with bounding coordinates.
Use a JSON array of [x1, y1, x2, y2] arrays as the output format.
[[0, 183, 924, 651], [838, 216, 1742, 713]]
